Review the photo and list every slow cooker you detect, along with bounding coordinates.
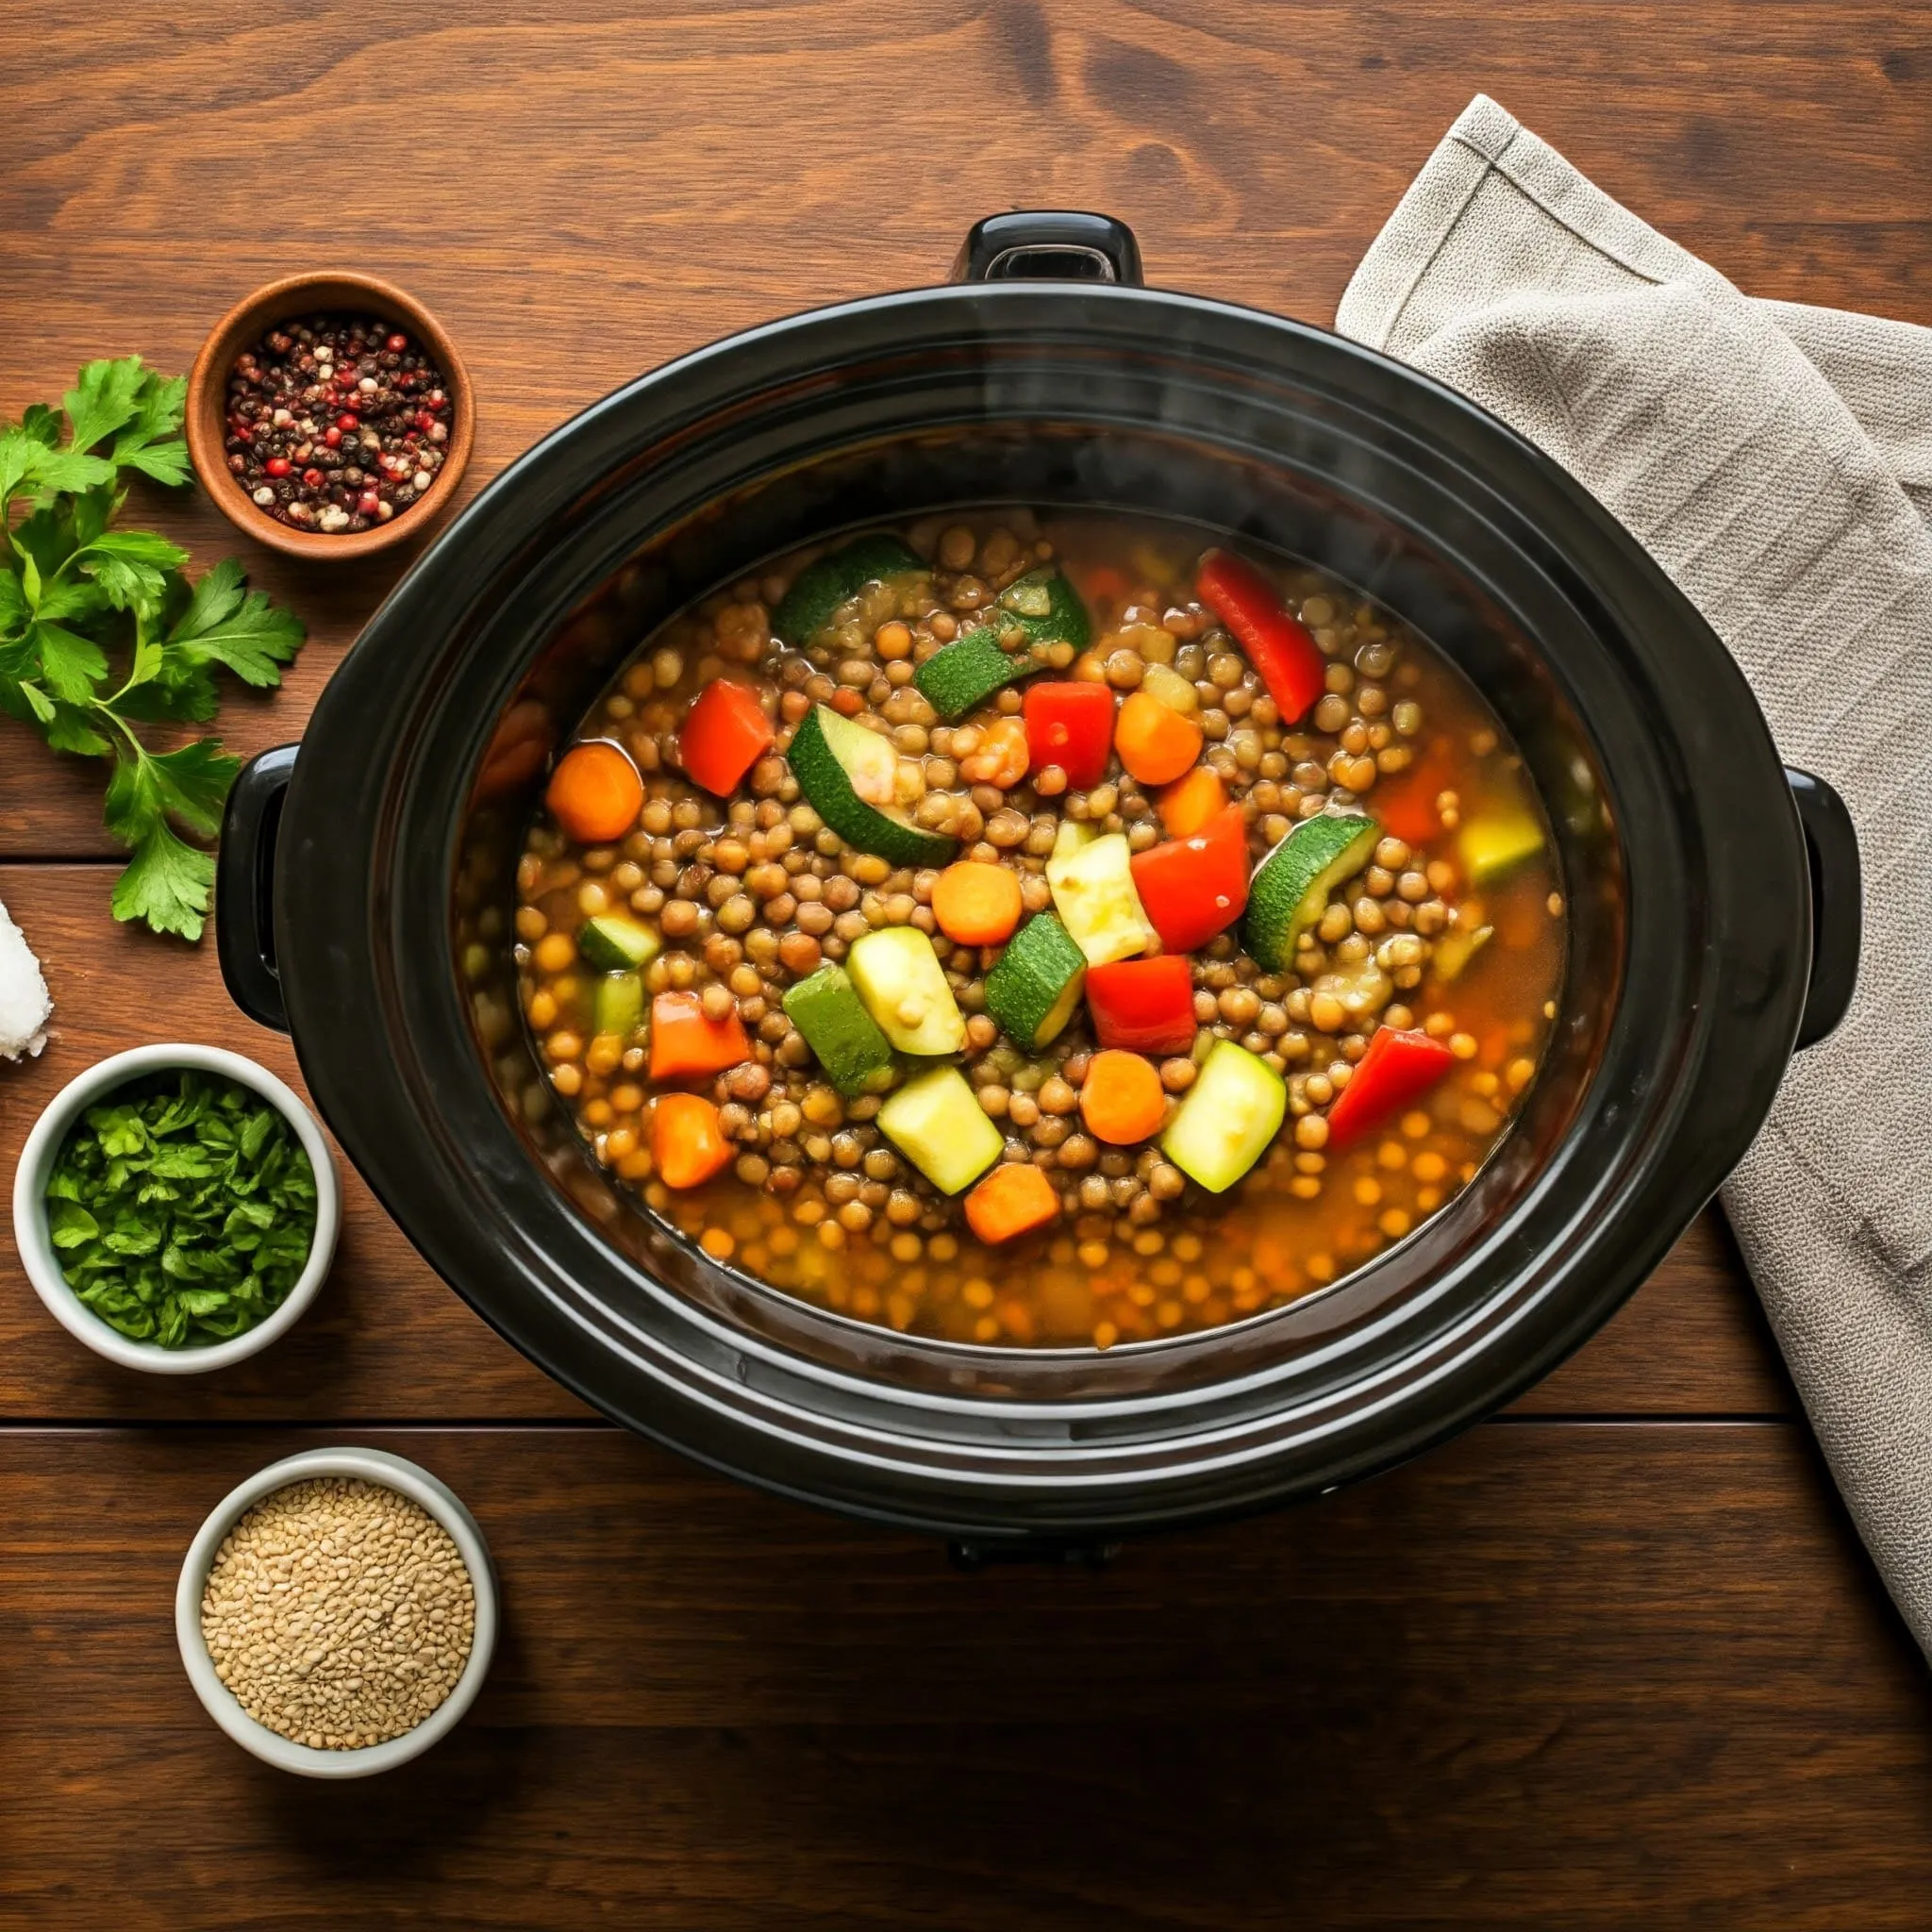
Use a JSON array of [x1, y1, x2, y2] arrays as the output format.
[[217, 212, 1858, 1556]]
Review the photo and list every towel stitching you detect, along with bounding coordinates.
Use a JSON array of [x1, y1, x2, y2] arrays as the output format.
[[1475, 140, 1676, 291], [1372, 128, 1517, 352], [1378, 120, 1673, 356]]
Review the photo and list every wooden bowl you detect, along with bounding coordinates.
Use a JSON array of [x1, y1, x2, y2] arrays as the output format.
[[186, 271, 475, 562]]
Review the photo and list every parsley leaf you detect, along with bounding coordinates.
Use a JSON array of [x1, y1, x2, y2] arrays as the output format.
[[111, 372, 191, 486], [110, 818, 220, 940], [27, 620, 109, 703], [42, 703, 111, 757], [1, 356, 305, 938], [62, 358, 150, 457], [75, 527, 188, 613], [105, 738, 240, 845], [166, 557, 305, 686]]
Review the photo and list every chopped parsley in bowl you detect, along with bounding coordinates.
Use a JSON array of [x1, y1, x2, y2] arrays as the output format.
[[47, 1071, 318, 1347], [11, 1044, 340, 1372]]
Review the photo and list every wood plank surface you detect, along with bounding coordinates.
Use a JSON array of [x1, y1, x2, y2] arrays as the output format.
[[2, 3, 1926, 1924], [4, 0, 1930, 855], [5, 1423, 1930, 1930]]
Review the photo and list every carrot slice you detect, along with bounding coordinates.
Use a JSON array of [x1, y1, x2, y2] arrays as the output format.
[[1114, 690, 1204, 788], [1078, 1049, 1167, 1145], [648, 991, 752, 1081], [964, 1161, 1060, 1244], [545, 741, 643, 843], [1158, 765, 1225, 838], [652, 1092, 734, 1190], [931, 861, 1024, 946]]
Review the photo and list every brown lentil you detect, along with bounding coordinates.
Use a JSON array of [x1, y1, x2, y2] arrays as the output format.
[[506, 512, 1563, 1349]]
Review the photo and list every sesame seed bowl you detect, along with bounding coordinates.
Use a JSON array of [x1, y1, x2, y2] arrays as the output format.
[[175, 1447, 499, 1778]]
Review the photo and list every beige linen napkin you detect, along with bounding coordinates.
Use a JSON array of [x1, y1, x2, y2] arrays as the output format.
[[1338, 94, 1932, 1654]]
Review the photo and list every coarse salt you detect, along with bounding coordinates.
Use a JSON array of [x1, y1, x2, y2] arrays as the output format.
[[0, 897, 51, 1061]]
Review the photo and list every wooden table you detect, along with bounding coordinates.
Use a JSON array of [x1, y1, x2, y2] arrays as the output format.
[[6, 6, 1930, 1924]]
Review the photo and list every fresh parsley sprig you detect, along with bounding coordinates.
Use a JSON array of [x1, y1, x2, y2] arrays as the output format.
[[0, 358, 305, 939]]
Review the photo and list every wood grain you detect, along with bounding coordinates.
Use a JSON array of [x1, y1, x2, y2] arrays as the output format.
[[3, 0, 1930, 853], [0, 862, 1789, 1421], [4, 1423, 1929, 1929], [2, 6, 1925, 1924]]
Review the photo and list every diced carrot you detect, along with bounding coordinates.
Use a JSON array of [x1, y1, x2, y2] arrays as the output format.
[[652, 1092, 734, 1190], [1158, 765, 1225, 838], [1114, 690, 1204, 788], [544, 741, 643, 843], [931, 861, 1024, 946], [1079, 563, 1129, 605], [647, 991, 752, 1082], [964, 1161, 1060, 1244], [958, 715, 1031, 789], [1077, 1049, 1167, 1145]]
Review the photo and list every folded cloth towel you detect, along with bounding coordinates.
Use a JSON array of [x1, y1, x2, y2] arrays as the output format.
[[1338, 94, 1932, 1657]]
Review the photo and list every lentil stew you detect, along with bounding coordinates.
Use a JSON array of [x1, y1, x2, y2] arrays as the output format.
[[508, 514, 1565, 1349]]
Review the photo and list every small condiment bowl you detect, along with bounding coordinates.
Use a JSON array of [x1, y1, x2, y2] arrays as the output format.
[[9, 1042, 341, 1374], [175, 1447, 499, 1778], [185, 270, 475, 562]]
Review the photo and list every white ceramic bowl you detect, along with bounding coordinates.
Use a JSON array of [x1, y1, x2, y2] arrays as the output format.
[[175, 1446, 499, 1777], [10, 1042, 341, 1373]]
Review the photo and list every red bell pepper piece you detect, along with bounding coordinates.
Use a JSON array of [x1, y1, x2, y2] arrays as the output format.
[[1324, 1026, 1456, 1149], [1195, 549, 1326, 725], [1085, 956, 1198, 1057], [1128, 804, 1250, 955], [648, 991, 753, 1082], [679, 678, 774, 797], [1023, 681, 1115, 791]]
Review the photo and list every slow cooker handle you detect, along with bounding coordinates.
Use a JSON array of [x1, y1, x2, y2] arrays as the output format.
[[216, 742, 297, 1034], [950, 211, 1144, 287], [1787, 766, 1860, 1050]]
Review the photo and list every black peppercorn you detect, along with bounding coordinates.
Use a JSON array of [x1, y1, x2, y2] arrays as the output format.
[[222, 312, 452, 534]]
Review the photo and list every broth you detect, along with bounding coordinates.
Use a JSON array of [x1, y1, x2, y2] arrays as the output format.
[[510, 512, 1564, 1348]]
